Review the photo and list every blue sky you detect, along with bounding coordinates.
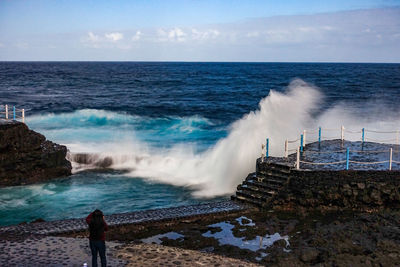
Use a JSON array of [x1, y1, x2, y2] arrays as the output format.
[[0, 0, 399, 62]]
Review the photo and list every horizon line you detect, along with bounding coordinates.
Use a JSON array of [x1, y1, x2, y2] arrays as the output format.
[[1, 60, 399, 64]]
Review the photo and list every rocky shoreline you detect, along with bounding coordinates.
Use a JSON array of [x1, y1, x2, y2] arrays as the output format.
[[1, 205, 399, 266], [0, 119, 71, 187]]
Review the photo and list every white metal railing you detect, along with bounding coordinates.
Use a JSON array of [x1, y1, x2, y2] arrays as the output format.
[[295, 147, 398, 170], [0, 104, 25, 123], [262, 126, 400, 171], [283, 126, 400, 157]]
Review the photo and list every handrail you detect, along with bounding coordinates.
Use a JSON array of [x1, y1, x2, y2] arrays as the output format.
[[349, 160, 388, 165], [0, 104, 25, 123], [264, 126, 400, 171], [300, 160, 346, 165]]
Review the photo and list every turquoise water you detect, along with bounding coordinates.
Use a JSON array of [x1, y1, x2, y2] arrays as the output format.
[[0, 171, 221, 226]]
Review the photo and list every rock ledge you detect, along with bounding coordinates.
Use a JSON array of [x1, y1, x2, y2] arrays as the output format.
[[0, 119, 71, 186]]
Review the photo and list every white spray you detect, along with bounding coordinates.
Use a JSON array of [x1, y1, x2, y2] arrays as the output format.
[[69, 79, 323, 197]]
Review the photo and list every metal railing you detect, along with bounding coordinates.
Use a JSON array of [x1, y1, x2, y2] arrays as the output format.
[[262, 126, 400, 171], [295, 147, 399, 170], [0, 104, 25, 122], [284, 126, 399, 157]]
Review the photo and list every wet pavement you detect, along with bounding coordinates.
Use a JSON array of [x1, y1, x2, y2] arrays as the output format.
[[116, 243, 262, 267], [0, 236, 126, 267]]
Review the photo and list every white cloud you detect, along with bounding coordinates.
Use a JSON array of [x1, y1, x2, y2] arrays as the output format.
[[321, 26, 334, 31], [87, 32, 100, 42], [16, 42, 29, 49], [191, 29, 220, 41], [82, 32, 101, 48], [168, 28, 186, 42], [246, 31, 260, 38], [156, 29, 168, 42], [298, 26, 317, 33], [157, 28, 187, 42], [63, 8, 400, 62], [132, 31, 142, 41], [82, 31, 126, 48], [105, 32, 124, 42]]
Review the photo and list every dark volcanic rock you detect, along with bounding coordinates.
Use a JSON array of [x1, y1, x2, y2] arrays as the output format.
[[300, 247, 320, 263], [0, 119, 71, 186]]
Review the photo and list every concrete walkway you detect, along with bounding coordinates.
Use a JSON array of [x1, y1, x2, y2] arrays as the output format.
[[0, 201, 254, 267], [0, 236, 126, 267], [0, 236, 262, 267]]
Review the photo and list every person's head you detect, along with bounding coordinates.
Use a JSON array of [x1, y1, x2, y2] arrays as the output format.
[[93, 209, 103, 218]]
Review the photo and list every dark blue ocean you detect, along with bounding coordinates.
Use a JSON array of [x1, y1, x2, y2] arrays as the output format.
[[0, 62, 399, 226]]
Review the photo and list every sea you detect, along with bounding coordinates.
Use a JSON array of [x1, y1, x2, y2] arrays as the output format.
[[0, 62, 399, 226]]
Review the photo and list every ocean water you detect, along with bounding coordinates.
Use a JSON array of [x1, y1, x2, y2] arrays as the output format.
[[0, 62, 399, 226]]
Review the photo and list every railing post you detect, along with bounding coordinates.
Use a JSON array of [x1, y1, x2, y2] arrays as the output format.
[[261, 144, 264, 162], [318, 127, 321, 144], [284, 139, 288, 158], [362, 128, 365, 144], [303, 130, 307, 148], [5, 104, 8, 119], [266, 138, 269, 158], [346, 148, 349, 170], [22, 109, 25, 123], [13, 106, 16, 120], [341, 125, 345, 141], [296, 147, 300, 170], [389, 148, 393, 171], [300, 134, 304, 152]]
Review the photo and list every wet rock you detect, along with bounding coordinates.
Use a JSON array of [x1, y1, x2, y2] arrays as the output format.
[[273, 239, 287, 249], [31, 218, 46, 223], [370, 189, 382, 204], [357, 183, 366, 190], [0, 120, 71, 186], [300, 247, 319, 263]]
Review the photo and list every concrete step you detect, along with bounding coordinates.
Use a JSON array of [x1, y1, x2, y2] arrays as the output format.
[[243, 180, 282, 191], [236, 189, 274, 202], [259, 162, 292, 174], [237, 184, 276, 197], [259, 170, 291, 180], [252, 176, 286, 185]]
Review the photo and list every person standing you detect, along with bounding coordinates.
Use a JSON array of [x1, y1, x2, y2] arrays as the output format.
[[86, 209, 108, 267]]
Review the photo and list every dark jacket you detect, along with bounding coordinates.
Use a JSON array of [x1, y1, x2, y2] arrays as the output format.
[[86, 212, 108, 241]]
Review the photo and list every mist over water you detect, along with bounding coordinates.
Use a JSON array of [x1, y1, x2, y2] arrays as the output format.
[[27, 79, 400, 197]]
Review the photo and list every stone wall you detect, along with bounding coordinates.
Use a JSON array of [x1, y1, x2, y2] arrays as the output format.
[[270, 168, 400, 211], [0, 120, 71, 186]]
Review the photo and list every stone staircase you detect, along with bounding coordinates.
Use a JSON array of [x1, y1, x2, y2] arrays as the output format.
[[231, 161, 292, 207]]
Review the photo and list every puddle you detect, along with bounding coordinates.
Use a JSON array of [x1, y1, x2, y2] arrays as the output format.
[[236, 216, 255, 226], [200, 246, 214, 253], [141, 232, 184, 245], [202, 221, 289, 252], [256, 252, 268, 261]]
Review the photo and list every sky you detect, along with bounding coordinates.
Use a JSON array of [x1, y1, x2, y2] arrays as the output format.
[[0, 0, 399, 62]]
